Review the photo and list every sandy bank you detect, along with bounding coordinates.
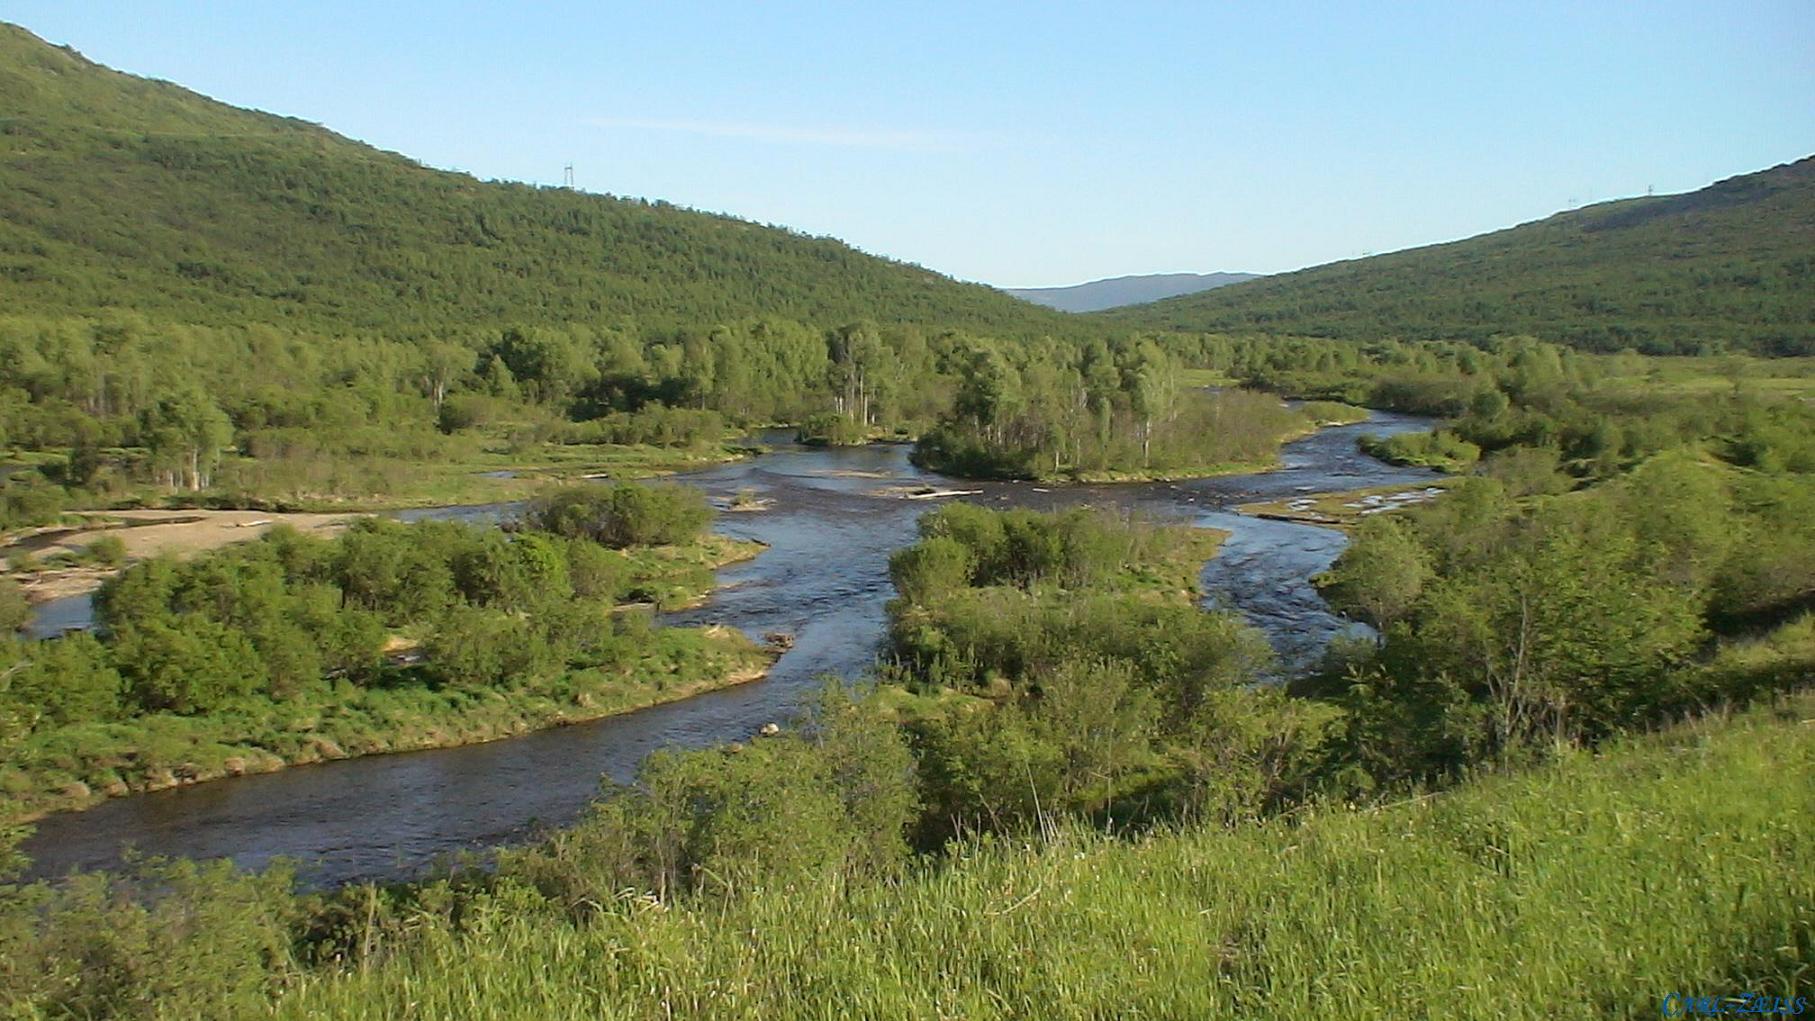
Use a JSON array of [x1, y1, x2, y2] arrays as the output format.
[[5, 509, 363, 603]]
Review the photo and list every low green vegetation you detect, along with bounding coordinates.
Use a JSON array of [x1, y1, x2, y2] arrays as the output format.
[[284, 695, 1815, 1019], [1359, 429, 1482, 471], [0, 483, 768, 820], [793, 410, 874, 446], [1315, 454, 1815, 781], [1295, 398, 1369, 425], [884, 506, 1309, 834], [2, 691, 1807, 1020], [887, 504, 1245, 692], [0, 577, 24, 633]]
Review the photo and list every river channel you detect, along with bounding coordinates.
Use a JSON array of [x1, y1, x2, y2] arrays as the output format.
[[20, 410, 1437, 886]]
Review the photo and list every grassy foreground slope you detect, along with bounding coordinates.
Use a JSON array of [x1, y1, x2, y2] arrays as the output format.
[[1111, 157, 1815, 356], [277, 697, 1814, 1020], [0, 23, 1066, 338]]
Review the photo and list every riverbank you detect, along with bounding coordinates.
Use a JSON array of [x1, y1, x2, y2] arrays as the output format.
[[912, 443, 1313, 486], [1061, 452, 1299, 484], [1048, 400, 1368, 484], [1, 440, 760, 590], [3, 518, 773, 825], [260, 440, 762, 511], [5, 467, 768, 622], [1, 623, 776, 825], [5, 509, 364, 607]]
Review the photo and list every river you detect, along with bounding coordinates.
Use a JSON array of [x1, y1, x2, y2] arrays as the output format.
[[19, 409, 1437, 886]]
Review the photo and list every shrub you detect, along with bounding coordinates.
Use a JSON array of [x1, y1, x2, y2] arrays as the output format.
[[114, 618, 267, 714], [83, 533, 127, 567], [526, 483, 713, 549], [888, 536, 974, 603], [1359, 431, 1481, 472], [565, 539, 627, 601], [2, 631, 123, 726], [0, 577, 25, 633], [795, 412, 868, 446]]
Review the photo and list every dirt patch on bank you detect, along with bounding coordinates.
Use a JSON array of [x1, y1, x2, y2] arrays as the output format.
[[5, 509, 363, 603]]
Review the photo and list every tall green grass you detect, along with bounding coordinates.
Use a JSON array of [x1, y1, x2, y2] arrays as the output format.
[[276, 696, 1814, 1020]]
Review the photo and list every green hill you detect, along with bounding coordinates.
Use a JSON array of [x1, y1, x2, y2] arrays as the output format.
[[0, 23, 1067, 337], [1109, 157, 1815, 355]]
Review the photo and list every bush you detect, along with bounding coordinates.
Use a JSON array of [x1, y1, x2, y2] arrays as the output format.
[[2, 631, 123, 726], [426, 605, 547, 688], [1359, 430, 1481, 472], [0, 858, 298, 1020], [0, 476, 65, 532], [888, 536, 974, 603], [499, 684, 917, 902], [526, 483, 713, 549], [915, 505, 1150, 592], [0, 577, 25, 633], [84, 533, 127, 566], [1480, 445, 1571, 497], [565, 539, 627, 601], [796, 412, 868, 446], [114, 618, 267, 714], [560, 407, 725, 447]]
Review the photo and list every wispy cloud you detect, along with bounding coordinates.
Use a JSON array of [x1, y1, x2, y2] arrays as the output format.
[[584, 116, 967, 152]]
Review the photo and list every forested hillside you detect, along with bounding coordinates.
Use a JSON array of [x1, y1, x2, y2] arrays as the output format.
[[0, 23, 1066, 338], [1110, 158, 1815, 355]]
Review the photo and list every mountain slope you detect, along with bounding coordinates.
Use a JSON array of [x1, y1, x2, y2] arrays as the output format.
[[1109, 158, 1815, 355], [1006, 271, 1257, 312], [0, 23, 1073, 338]]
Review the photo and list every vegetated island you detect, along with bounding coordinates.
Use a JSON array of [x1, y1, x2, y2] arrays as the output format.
[[0, 483, 774, 823], [906, 338, 1368, 482]]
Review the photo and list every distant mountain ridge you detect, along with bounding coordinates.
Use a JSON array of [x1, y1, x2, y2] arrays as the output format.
[[1106, 158, 1815, 355], [1006, 272, 1259, 313]]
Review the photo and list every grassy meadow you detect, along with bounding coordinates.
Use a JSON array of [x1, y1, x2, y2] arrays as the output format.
[[269, 694, 1814, 1020]]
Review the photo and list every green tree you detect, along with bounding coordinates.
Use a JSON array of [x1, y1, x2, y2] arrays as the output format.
[[115, 619, 266, 714], [1026, 658, 1159, 803], [888, 536, 974, 604], [1317, 517, 1434, 631], [141, 388, 232, 491]]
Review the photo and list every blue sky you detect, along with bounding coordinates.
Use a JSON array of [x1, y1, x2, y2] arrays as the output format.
[[8, 2, 1811, 286]]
